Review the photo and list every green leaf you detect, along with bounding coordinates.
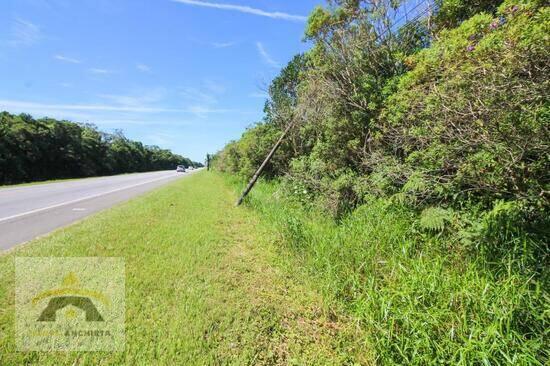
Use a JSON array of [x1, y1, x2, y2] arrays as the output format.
[[420, 207, 452, 232]]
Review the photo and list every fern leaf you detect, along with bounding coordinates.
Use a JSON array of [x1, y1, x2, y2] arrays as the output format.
[[420, 207, 452, 232]]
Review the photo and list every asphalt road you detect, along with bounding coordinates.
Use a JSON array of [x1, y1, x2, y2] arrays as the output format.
[[0, 170, 196, 251]]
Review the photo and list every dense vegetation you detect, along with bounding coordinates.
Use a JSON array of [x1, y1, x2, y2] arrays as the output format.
[[0, 112, 201, 185], [214, 0, 549, 364]]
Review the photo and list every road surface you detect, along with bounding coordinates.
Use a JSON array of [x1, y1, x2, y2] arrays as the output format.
[[0, 170, 195, 251]]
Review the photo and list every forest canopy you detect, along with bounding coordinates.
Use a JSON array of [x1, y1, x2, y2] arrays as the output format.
[[0, 111, 201, 184]]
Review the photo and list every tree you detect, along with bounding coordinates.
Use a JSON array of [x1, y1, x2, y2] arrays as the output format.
[[0, 112, 199, 184]]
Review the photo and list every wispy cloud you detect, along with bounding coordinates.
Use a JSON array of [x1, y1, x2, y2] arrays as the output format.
[[211, 41, 235, 48], [54, 54, 81, 64], [136, 63, 151, 72], [89, 68, 112, 75], [0, 99, 181, 113], [9, 18, 42, 46], [256, 42, 280, 68], [180, 88, 217, 105], [98, 88, 167, 108], [0, 99, 251, 116], [171, 0, 307, 22], [179, 80, 226, 106], [188, 105, 236, 118]]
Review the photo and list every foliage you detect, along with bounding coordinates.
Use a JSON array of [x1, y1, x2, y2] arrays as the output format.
[[378, 0, 549, 209], [212, 0, 549, 363], [419, 206, 452, 232], [0, 112, 200, 184], [212, 54, 310, 178], [433, 0, 504, 31], [241, 177, 549, 365], [213, 0, 548, 217]]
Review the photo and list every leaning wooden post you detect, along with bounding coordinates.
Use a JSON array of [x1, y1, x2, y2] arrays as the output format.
[[235, 121, 294, 206]]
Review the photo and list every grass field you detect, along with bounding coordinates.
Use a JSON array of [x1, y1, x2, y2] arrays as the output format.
[[1, 171, 545, 365], [0, 171, 364, 365]]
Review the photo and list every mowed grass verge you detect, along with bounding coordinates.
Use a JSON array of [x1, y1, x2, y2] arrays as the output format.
[[0, 171, 365, 365]]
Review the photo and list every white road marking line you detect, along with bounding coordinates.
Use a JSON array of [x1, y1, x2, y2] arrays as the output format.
[[72, 208, 86, 211], [0, 174, 180, 223]]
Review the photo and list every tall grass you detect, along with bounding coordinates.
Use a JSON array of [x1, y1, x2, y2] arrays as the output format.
[[230, 176, 548, 365]]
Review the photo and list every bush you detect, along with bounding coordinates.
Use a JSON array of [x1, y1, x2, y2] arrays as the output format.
[[378, 1, 549, 210]]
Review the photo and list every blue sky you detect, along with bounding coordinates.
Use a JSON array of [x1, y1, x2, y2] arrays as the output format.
[[0, 0, 322, 162]]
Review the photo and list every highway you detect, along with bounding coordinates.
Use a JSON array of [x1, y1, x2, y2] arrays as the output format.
[[0, 170, 194, 250]]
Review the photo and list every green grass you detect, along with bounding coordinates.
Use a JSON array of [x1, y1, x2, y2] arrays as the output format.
[[0, 171, 365, 365], [235, 177, 548, 366], [1, 171, 546, 365]]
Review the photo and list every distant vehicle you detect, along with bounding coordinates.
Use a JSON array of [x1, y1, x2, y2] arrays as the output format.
[[176, 165, 186, 173], [187, 166, 194, 171]]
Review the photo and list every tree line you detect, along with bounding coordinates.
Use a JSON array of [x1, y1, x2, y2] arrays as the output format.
[[0, 112, 202, 185]]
